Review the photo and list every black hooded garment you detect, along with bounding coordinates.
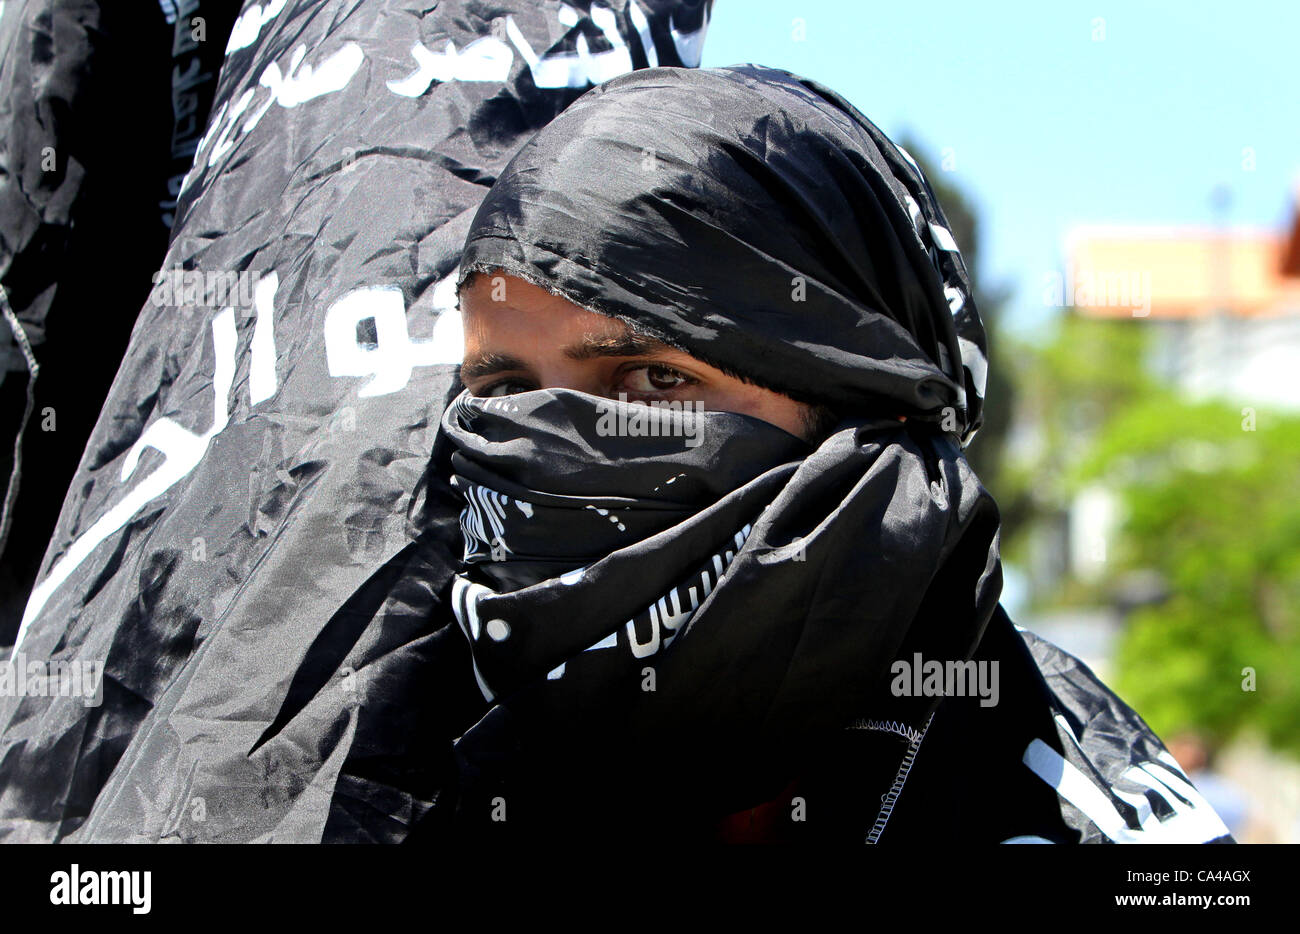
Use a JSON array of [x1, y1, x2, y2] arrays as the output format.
[[415, 64, 1237, 844]]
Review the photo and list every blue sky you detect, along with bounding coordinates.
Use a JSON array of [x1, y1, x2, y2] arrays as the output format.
[[701, 0, 1300, 337]]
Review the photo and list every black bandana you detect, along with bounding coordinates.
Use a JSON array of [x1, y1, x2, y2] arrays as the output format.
[[443, 388, 813, 594], [439, 64, 1003, 829], [458, 63, 989, 446], [440, 388, 1002, 824]]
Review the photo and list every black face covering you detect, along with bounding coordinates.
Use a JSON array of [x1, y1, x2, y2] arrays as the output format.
[[439, 64, 1004, 829], [440, 391, 1001, 824], [443, 388, 814, 593]]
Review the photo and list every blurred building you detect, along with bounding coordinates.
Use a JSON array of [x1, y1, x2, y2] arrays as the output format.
[[1065, 189, 1300, 409]]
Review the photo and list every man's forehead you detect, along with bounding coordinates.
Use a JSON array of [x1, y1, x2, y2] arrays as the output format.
[[460, 270, 588, 312], [460, 272, 675, 354], [458, 275, 688, 382], [461, 326, 676, 375]]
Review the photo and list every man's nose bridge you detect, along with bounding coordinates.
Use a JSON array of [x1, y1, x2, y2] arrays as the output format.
[[535, 360, 605, 396]]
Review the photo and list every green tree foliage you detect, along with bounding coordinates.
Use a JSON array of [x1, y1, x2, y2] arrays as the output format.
[[1013, 309, 1299, 755], [1014, 314, 1154, 498], [998, 313, 1153, 587], [1075, 393, 1300, 756]]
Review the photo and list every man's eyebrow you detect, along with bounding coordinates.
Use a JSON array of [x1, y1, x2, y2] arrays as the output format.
[[460, 351, 528, 382], [562, 331, 672, 360], [460, 332, 677, 383]]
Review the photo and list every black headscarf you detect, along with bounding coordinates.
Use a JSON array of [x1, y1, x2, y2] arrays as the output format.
[[458, 63, 988, 444], [439, 64, 1002, 834]]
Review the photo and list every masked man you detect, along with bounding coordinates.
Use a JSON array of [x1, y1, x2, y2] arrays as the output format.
[[418, 64, 1234, 844]]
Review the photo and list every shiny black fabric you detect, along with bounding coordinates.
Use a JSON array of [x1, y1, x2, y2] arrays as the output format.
[[0, 0, 716, 843], [443, 387, 812, 590], [426, 65, 1234, 843], [0, 13, 1236, 843], [441, 64, 1011, 816], [459, 64, 989, 445], [0, 0, 240, 635], [438, 381, 1003, 826]]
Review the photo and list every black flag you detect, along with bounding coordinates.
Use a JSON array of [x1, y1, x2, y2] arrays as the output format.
[[0, 0, 241, 634], [0, 0, 713, 843]]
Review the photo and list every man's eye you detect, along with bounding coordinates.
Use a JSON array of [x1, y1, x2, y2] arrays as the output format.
[[621, 364, 693, 393], [478, 379, 533, 397]]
